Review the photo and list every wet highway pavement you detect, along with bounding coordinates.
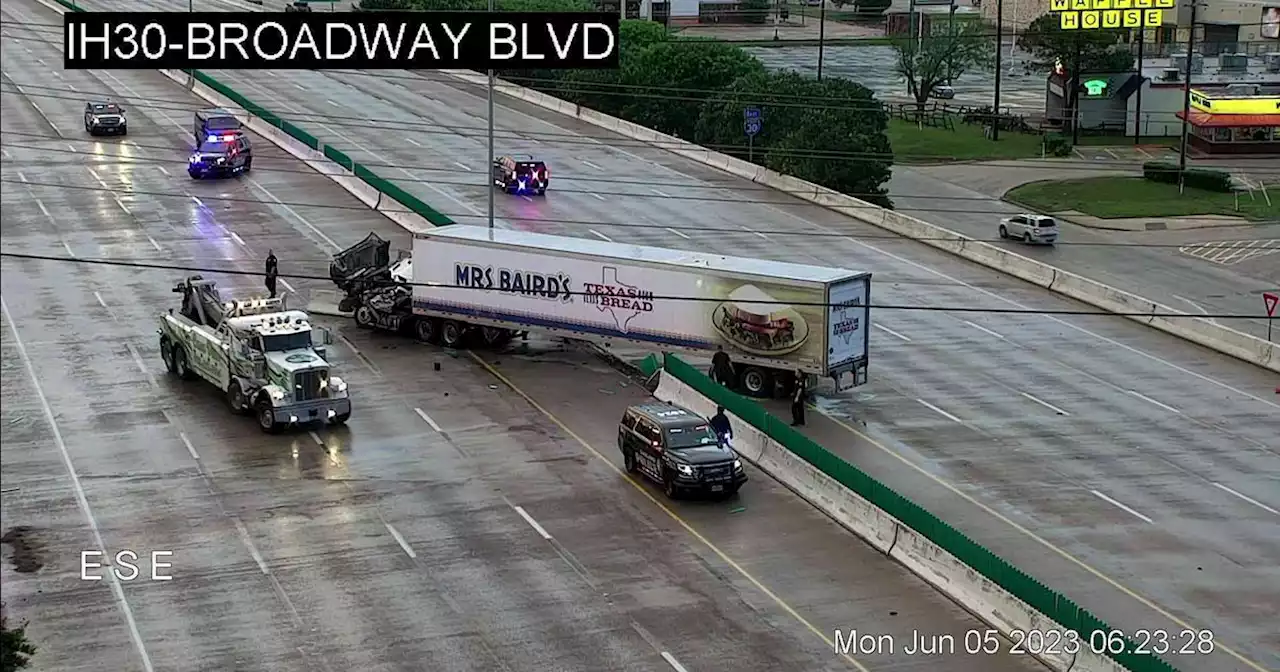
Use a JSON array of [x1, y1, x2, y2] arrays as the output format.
[[172, 67, 1280, 670], [4, 0, 1279, 670], [4, 2, 1043, 671]]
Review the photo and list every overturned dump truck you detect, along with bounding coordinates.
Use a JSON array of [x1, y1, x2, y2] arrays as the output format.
[[330, 227, 871, 398], [159, 276, 351, 433]]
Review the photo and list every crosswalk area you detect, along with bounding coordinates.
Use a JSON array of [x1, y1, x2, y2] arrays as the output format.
[[1178, 239, 1280, 265]]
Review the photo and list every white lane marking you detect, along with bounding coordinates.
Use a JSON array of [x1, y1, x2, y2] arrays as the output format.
[[414, 407, 443, 432], [36, 199, 50, 218], [1212, 483, 1279, 516], [1020, 391, 1070, 416], [650, 188, 671, 198], [512, 505, 552, 540], [590, 193, 606, 201], [157, 166, 170, 176], [840, 237, 1280, 412], [126, 344, 156, 387], [233, 518, 272, 575], [279, 278, 296, 293], [308, 431, 324, 446], [17, 172, 27, 183], [580, 159, 603, 170], [94, 292, 109, 310], [114, 197, 131, 214], [1169, 293, 1210, 317], [191, 196, 205, 208], [246, 176, 341, 251], [179, 432, 200, 460], [873, 323, 912, 342], [741, 224, 768, 240], [294, 83, 306, 91], [147, 236, 162, 251], [521, 195, 534, 203], [661, 652, 690, 672], [0, 297, 156, 672], [62, 241, 76, 258], [665, 227, 690, 240], [588, 229, 612, 242], [1126, 389, 1181, 414], [1, 148, 8, 158], [917, 398, 963, 424], [405, 137, 422, 147], [453, 161, 471, 172], [230, 231, 246, 246], [87, 166, 110, 190], [326, 99, 339, 106], [383, 523, 417, 559], [964, 320, 1006, 340], [1091, 490, 1154, 524], [67, 143, 78, 152]]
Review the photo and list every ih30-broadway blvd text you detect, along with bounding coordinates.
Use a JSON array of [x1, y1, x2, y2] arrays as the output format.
[[64, 12, 619, 70]]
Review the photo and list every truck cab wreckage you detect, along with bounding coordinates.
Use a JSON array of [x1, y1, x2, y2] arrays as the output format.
[[158, 276, 351, 433]]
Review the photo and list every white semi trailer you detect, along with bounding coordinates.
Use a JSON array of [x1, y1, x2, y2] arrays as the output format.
[[331, 227, 871, 398]]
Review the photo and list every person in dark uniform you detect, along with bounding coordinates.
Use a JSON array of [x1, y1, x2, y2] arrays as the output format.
[[711, 345, 733, 389], [264, 250, 278, 298], [709, 405, 732, 444], [790, 370, 807, 427]]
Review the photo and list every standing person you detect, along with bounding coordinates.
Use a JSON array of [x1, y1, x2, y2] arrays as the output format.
[[264, 250, 278, 298], [711, 346, 733, 389], [709, 405, 732, 444], [790, 370, 807, 427]]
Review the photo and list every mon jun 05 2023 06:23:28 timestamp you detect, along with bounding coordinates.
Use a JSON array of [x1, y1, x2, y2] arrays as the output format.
[[833, 627, 1217, 659]]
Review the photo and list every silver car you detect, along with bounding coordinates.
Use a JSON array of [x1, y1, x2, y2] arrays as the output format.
[[999, 214, 1058, 245]]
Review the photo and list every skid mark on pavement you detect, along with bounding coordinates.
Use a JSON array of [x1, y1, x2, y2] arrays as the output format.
[[1178, 239, 1279, 265]]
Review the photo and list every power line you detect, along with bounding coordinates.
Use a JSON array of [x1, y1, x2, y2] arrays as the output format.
[[5, 83, 1278, 177], [1, 250, 1263, 319]]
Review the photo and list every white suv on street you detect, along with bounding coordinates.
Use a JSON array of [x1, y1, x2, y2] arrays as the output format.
[[999, 214, 1058, 245]]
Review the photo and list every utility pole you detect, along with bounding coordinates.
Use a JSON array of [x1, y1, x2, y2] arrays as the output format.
[[488, 0, 496, 231], [817, 0, 827, 80], [1176, 0, 1198, 194], [1071, 40, 1082, 145], [1133, 25, 1145, 144], [991, 0, 1004, 140]]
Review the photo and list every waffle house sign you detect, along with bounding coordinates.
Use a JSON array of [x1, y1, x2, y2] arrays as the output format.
[[1189, 90, 1280, 116], [1053, 0, 1171, 29]]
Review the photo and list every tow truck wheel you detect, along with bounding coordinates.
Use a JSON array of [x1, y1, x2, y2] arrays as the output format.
[[738, 366, 771, 398], [355, 306, 375, 329], [413, 317, 439, 344], [441, 320, 466, 348], [173, 346, 195, 381], [226, 381, 248, 415], [160, 336, 176, 374], [255, 399, 280, 434]]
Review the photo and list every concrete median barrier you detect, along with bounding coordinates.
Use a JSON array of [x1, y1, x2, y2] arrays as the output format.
[[654, 369, 1130, 672], [437, 71, 1277, 373]]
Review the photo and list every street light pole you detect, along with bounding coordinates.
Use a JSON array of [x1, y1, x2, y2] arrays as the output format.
[[991, 0, 1003, 141], [1176, 0, 1198, 194], [817, 0, 827, 80], [488, 0, 496, 230]]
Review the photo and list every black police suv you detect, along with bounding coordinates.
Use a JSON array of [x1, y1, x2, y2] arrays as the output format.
[[188, 131, 252, 179], [492, 154, 548, 195], [84, 101, 127, 136], [618, 402, 747, 499]]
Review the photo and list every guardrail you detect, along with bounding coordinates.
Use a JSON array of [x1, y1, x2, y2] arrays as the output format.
[[648, 352, 1182, 672]]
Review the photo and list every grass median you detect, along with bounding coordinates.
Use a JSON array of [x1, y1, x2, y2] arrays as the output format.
[[888, 118, 1045, 163], [1007, 176, 1280, 221]]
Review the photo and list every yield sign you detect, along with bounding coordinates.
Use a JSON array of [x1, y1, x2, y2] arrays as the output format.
[[1265, 292, 1279, 317]]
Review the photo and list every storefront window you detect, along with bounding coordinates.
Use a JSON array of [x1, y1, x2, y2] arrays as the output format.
[[1212, 126, 1232, 142], [1231, 127, 1275, 142]]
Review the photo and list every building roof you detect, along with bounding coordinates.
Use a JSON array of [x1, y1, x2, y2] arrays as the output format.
[[1175, 110, 1280, 127]]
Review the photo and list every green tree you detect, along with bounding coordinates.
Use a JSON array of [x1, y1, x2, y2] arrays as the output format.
[[529, 20, 674, 115], [1, 614, 37, 671], [893, 18, 995, 106], [1017, 13, 1134, 73], [620, 39, 764, 139], [694, 70, 893, 207]]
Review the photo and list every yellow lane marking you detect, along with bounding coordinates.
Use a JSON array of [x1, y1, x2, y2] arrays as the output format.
[[469, 352, 870, 672], [814, 407, 1267, 672]]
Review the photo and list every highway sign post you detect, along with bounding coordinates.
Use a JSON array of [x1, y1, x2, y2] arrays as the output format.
[[1265, 291, 1278, 342], [744, 106, 762, 162]]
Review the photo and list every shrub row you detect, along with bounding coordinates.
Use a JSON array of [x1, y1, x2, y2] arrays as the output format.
[[1142, 161, 1233, 193]]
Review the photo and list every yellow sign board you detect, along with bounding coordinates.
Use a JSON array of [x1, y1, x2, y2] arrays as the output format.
[[1057, 0, 1170, 28], [1189, 90, 1280, 115]]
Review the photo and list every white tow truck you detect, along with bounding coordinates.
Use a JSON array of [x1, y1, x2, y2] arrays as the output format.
[[157, 276, 351, 433]]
